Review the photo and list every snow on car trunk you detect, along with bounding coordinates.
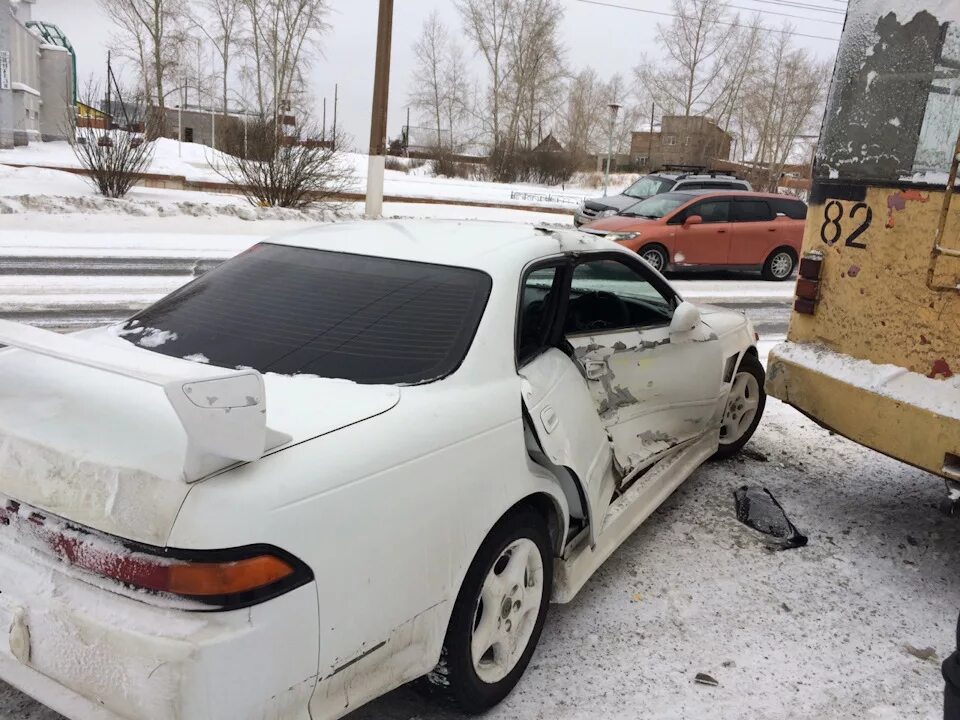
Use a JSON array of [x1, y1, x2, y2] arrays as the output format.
[[0, 330, 400, 546]]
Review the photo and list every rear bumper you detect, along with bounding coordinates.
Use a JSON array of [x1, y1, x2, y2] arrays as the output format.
[[0, 535, 319, 720], [766, 341, 960, 480]]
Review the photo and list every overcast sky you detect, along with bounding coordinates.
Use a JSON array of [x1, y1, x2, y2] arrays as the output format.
[[36, 0, 843, 151]]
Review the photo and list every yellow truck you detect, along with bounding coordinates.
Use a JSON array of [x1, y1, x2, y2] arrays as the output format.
[[766, 0, 960, 512]]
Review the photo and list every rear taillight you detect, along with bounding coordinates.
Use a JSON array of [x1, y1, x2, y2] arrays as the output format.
[[794, 251, 824, 315], [0, 498, 312, 611]]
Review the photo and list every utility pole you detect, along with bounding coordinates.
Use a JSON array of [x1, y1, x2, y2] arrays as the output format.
[[322, 97, 327, 142], [405, 106, 410, 157], [604, 103, 621, 197], [365, 0, 394, 219], [332, 83, 338, 151], [105, 51, 112, 123]]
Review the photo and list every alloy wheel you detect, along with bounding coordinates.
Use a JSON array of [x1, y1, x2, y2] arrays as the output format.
[[470, 538, 545, 684]]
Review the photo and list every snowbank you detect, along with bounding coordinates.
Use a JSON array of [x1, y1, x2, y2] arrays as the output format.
[[0, 138, 633, 210]]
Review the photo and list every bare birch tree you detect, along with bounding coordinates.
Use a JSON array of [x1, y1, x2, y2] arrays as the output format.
[[740, 27, 827, 188], [240, 0, 331, 117], [193, 0, 244, 116], [637, 0, 734, 117], [456, 0, 512, 145], [98, 0, 187, 131], [409, 11, 451, 149]]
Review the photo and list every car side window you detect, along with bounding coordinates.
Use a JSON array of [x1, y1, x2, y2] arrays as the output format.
[[518, 266, 561, 364], [675, 182, 699, 190], [565, 259, 676, 335], [733, 200, 774, 222], [687, 199, 730, 223], [771, 198, 808, 219]]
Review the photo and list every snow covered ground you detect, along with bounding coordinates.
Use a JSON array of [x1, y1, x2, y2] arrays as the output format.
[[0, 138, 624, 210]]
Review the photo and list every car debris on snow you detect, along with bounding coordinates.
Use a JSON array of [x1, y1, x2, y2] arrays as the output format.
[[733, 485, 808, 549], [694, 673, 720, 687]]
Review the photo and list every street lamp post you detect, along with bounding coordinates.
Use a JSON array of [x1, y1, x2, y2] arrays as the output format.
[[604, 103, 622, 197]]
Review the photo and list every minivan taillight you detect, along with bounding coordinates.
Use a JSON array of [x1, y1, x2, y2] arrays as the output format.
[[0, 498, 312, 611]]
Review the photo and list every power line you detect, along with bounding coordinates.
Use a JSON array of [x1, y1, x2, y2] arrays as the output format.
[[725, 3, 843, 25], [737, 0, 845, 16], [572, 0, 842, 41]]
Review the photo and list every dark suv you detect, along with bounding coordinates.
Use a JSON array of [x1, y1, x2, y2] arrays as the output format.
[[574, 172, 752, 227]]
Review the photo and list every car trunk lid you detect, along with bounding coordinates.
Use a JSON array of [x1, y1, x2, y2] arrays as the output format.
[[0, 324, 399, 546]]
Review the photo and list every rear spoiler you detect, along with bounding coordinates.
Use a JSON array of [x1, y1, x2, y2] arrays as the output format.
[[0, 319, 291, 482]]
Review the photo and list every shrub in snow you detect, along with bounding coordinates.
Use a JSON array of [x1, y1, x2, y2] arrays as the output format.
[[212, 118, 353, 210], [69, 127, 155, 199]]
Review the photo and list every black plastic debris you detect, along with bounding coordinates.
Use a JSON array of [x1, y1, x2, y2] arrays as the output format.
[[694, 673, 719, 687], [733, 486, 808, 549]]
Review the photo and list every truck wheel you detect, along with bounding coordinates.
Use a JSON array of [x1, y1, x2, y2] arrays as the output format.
[[436, 509, 553, 713], [713, 354, 766, 460]]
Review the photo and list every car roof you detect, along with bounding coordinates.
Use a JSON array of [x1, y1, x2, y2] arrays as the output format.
[[666, 189, 805, 201], [654, 173, 745, 182], [268, 219, 617, 273]]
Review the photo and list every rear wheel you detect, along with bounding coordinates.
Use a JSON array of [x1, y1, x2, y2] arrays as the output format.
[[713, 354, 766, 460], [762, 248, 796, 281], [638, 244, 669, 273], [435, 509, 553, 713]]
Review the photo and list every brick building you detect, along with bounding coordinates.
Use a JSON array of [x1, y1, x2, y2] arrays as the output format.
[[630, 115, 732, 172]]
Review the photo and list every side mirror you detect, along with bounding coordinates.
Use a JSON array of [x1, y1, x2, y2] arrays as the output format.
[[683, 215, 703, 228], [669, 301, 701, 334]]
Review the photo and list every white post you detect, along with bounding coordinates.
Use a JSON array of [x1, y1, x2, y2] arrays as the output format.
[[366, 155, 385, 218]]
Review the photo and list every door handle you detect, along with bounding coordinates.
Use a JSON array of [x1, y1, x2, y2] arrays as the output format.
[[717, 229, 726, 233], [540, 405, 559, 434], [583, 359, 607, 380], [767, 228, 776, 232]]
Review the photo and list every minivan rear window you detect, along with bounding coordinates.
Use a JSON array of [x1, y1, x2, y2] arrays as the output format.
[[117, 244, 493, 385], [770, 197, 808, 219]]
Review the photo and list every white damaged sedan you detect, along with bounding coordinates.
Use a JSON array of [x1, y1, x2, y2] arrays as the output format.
[[0, 220, 764, 720]]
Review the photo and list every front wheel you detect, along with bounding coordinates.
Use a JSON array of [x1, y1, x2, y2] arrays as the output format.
[[638, 244, 669, 273], [712, 353, 766, 460], [436, 509, 553, 713]]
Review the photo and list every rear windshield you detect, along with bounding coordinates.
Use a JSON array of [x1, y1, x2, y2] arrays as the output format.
[[117, 244, 492, 385]]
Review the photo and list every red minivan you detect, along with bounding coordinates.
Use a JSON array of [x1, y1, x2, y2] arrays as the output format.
[[581, 190, 807, 280]]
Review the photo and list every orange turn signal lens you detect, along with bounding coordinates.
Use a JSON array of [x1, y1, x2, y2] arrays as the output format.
[[167, 555, 296, 596]]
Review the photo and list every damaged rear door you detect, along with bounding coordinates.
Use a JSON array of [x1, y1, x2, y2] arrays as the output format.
[[564, 257, 724, 476]]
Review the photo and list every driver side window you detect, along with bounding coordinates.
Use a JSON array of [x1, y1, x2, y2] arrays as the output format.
[[566, 259, 676, 335]]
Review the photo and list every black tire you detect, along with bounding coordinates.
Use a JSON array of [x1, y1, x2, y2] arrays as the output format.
[[762, 247, 797, 281], [435, 508, 553, 714], [712, 353, 766, 460], [638, 244, 669, 273]]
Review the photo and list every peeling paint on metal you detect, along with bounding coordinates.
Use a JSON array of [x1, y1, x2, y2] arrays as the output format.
[[638, 429, 675, 445], [928, 358, 954, 380]]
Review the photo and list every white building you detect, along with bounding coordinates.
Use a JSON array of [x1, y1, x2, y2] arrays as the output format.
[[0, 0, 74, 148]]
